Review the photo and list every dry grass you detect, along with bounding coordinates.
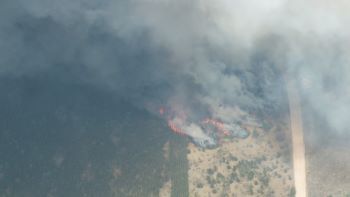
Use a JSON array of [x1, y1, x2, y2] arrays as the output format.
[[187, 121, 294, 197]]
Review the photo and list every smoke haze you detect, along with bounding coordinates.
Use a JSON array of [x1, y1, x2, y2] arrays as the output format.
[[1, 0, 350, 138]]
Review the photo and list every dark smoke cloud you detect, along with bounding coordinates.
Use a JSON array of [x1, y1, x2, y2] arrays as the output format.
[[1, 0, 350, 136]]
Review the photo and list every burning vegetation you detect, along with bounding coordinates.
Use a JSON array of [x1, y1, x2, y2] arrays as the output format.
[[159, 105, 250, 149]]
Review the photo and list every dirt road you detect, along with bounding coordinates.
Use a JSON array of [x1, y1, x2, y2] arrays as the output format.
[[286, 78, 307, 197]]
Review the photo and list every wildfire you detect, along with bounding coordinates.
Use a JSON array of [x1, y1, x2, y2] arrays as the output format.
[[155, 104, 250, 148], [159, 106, 231, 137], [159, 107, 187, 136], [202, 118, 230, 136], [167, 120, 186, 136], [159, 107, 164, 115]]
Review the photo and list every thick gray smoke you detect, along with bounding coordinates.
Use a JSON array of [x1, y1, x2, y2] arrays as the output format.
[[1, 0, 350, 136]]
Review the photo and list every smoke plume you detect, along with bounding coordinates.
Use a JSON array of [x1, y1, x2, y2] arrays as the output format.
[[1, 0, 350, 139]]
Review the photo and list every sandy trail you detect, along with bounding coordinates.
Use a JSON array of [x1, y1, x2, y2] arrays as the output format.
[[286, 78, 307, 197]]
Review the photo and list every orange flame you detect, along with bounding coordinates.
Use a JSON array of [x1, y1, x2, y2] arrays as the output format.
[[159, 107, 164, 115], [158, 105, 189, 136], [203, 118, 230, 136], [167, 120, 186, 136]]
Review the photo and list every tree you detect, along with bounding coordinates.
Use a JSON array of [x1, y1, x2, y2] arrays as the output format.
[[288, 187, 296, 197]]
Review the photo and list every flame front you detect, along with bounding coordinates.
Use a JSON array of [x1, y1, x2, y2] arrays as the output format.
[[202, 118, 230, 136], [157, 104, 249, 148], [167, 120, 186, 136]]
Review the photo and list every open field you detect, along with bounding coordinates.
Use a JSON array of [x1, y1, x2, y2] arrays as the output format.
[[187, 117, 294, 197], [302, 104, 350, 197]]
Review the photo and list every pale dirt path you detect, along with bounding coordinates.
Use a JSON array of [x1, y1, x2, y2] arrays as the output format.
[[286, 78, 307, 197]]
